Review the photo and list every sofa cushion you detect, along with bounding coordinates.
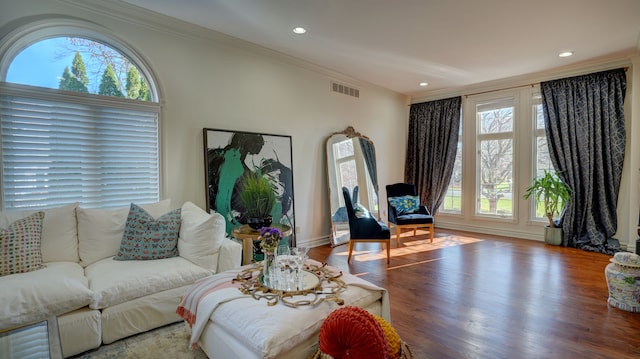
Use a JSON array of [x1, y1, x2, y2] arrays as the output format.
[[0, 262, 93, 330], [178, 201, 226, 272], [0, 211, 45, 276], [115, 204, 181, 261], [85, 256, 211, 309], [77, 199, 171, 267], [0, 203, 79, 263]]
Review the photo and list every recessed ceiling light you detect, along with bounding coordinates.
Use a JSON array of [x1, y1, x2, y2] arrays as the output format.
[[293, 27, 307, 34], [559, 51, 574, 58], [419, 82, 429, 87]]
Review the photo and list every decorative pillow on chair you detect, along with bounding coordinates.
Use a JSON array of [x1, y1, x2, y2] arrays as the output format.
[[0, 211, 46, 276], [353, 203, 370, 218], [115, 204, 181, 261], [388, 195, 420, 215]]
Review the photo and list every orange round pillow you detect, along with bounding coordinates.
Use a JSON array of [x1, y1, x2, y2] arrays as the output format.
[[318, 306, 389, 359]]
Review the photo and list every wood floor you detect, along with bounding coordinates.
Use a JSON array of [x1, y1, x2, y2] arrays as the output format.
[[307, 229, 640, 359]]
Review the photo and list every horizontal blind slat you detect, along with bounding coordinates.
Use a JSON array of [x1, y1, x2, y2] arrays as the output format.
[[1, 85, 160, 210]]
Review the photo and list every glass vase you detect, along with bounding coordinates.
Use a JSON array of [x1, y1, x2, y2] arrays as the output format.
[[263, 250, 276, 287]]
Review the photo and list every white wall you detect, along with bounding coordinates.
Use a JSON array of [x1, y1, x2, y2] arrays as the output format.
[[0, 0, 410, 247]]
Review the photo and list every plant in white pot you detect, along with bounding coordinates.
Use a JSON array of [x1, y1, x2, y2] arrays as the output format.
[[523, 170, 571, 245]]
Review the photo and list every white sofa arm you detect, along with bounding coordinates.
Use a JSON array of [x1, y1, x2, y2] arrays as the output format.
[[216, 237, 242, 273]]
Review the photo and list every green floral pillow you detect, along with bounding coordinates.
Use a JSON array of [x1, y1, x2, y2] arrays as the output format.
[[388, 195, 420, 215]]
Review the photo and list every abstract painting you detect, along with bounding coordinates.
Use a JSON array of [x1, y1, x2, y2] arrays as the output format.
[[203, 128, 295, 244]]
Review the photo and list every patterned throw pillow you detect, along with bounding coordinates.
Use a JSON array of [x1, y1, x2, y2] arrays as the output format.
[[115, 204, 181, 261], [0, 211, 46, 276], [388, 195, 420, 215]]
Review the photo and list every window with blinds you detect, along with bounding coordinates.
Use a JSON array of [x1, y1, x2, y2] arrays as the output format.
[[0, 28, 160, 210], [0, 320, 56, 359], [0, 82, 159, 209]]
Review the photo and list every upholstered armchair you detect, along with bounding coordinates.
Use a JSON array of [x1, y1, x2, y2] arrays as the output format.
[[342, 187, 390, 264], [386, 183, 434, 244]]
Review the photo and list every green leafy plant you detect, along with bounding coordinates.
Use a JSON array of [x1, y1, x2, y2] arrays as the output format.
[[240, 172, 276, 219], [523, 170, 571, 228]]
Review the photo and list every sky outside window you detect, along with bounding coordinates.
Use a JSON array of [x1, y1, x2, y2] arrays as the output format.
[[6, 37, 151, 100]]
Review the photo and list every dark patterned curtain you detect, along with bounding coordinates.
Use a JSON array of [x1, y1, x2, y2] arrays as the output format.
[[359, 138, 378, 194], [541, 68, 626, 254], [406, 96, 461, 214]]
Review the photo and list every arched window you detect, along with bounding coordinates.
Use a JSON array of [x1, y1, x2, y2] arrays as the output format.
[[0, 21, 160, 209]]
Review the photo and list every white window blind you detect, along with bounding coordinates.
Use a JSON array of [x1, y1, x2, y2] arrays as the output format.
[[0, 321, 50, 359], [0, 82, 160, 209]]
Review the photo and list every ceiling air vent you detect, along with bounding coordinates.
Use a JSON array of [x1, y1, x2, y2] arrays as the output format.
[[331, 81, 360, 98]]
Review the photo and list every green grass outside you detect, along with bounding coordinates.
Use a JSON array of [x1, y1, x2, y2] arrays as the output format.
[[442, 194, 545, 217]]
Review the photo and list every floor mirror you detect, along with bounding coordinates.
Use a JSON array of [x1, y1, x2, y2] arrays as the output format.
[[325, 126, 380, 246]]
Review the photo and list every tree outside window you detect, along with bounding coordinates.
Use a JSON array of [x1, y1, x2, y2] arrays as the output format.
[[8, 37, 152, 101], [476, 98, 514, 217]]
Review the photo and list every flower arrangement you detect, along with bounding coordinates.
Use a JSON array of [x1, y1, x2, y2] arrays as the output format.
[[259, 227, 282, 254]]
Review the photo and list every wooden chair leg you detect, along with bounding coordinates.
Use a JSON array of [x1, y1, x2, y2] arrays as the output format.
[[347, 241, 354, 263], [429, 225, 434, 243], [386, 241, 390, 264]]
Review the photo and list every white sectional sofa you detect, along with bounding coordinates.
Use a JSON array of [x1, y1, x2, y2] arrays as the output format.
[[0, 200, 242, 357]]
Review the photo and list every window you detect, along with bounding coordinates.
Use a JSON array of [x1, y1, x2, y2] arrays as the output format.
[[475, 97, 514, 218], [531, 94, 554, 220], [334, 138, 358, 195], [441, 120, 462, 213], [0, 25, 160, 209]]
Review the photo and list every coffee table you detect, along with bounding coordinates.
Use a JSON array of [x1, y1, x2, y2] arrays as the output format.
[[184, 261, 389, 359]]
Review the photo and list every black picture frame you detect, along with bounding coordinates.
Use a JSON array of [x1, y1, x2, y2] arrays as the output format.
[[203, 128, 295, 245]]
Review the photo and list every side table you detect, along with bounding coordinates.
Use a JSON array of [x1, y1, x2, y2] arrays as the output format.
[[232, 224, 292, 265]]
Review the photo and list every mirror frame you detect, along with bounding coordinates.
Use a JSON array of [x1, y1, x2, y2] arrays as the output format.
[[325, 126, 380, 247]]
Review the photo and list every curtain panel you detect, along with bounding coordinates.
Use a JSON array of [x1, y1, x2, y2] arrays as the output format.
[[541, 68, 626, 254], [406, 96, 461, 214]]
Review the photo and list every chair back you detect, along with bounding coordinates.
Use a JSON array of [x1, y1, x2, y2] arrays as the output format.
[[386, 183, 417, 198], [342, 187, 356, 222], [352, 185, 359, 204], [386, 183, 420, 223]]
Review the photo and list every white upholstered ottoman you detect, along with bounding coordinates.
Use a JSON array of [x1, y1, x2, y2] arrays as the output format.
[[178, 260, 390, 359]]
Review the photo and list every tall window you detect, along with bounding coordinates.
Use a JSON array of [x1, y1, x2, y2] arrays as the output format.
[[476, 97, 514, 218], [333, 139, 358, 196], [531, 94, 554, 220], [441, 120, 462, 213], [0, 28, 160, 209]]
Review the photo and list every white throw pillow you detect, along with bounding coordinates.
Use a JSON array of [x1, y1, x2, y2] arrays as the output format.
[[0, 203, 79, 263], [178, 201, 226, 272], [77, 199, 171, 267]]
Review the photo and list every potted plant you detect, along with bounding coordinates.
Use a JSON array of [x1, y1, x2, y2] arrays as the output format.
[[523, 170, 571, 245], [240, 172, 276, 230]]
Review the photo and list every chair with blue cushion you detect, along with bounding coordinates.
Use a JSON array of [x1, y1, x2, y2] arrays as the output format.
[[342, 187, 391, 264], [386, 183, 434, 245]]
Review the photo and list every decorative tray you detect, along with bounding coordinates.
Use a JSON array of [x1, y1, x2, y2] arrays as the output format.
[[233, 262, 346, 307]]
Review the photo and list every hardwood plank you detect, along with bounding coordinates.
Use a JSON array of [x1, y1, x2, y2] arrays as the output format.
[[308, 229, 640, 358]]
